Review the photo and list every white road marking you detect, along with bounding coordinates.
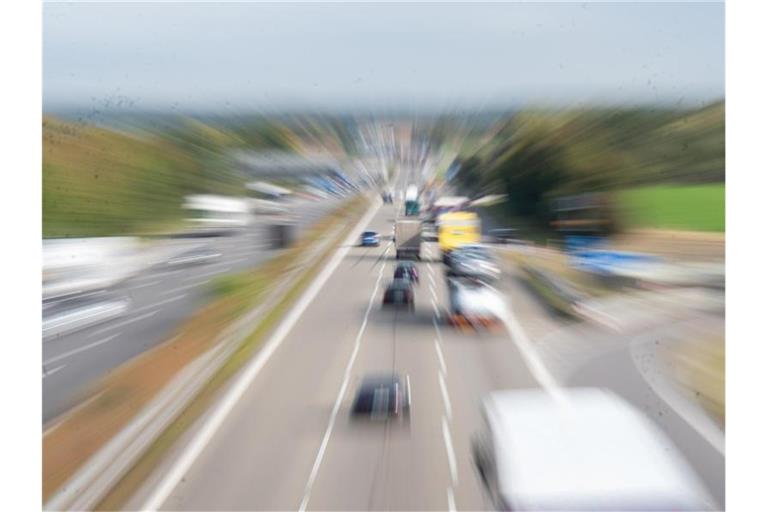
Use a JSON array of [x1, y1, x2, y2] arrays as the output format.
[[434, 337, 447, 375], [209, 258, 242, 269], [299, 260, 387, 512], [43, 333, 120, 366], [140, 197, 383, 512], [442, 416, 458, 485], [428, 271, 436, 287], [43, 364, 66, 379], [144, 269, 183, 281], [182, 268, 229, 281], [87, 310, 158, 338], [439, 373, 452, 421], [430, 283, 438, 302], [131, 280, 161, 290], [223, 256, 248, 266], [160, 280, 210, 296], [431, 297, 440, 316], [43, 391, 105, 438], [499, 301, 567, 402], [447, 487, 456, 512], [129, 294, 189, 316]]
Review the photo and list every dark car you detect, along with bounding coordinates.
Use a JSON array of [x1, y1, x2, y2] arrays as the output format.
[[351, 374, 411, 420], [360, 231, 381, 247], [394, 261, 419, 284], [382, 278, 415, 309]]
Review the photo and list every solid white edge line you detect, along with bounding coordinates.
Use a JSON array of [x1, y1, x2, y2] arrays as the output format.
[[499, 300, 568, 403], [434, 338, 447, 376], [141, 197, 381, 512], [442, 416, 458, 485], [439, 373, 452, 421], [447, 487, 456, 512], [298, 260, 387, 512], [43, 333, 120, 366]]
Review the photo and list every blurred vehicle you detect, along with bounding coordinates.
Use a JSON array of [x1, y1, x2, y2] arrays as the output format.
[[489, 228, 520, 244], [167, 246, 222, 266], [394, 219, 422, 260], [404, 184, 420, 216], [472, 388, 714, 511], [446, 245, 500, 282], [438, 211, 481, 263], [43, 291, 131, 340], [427, 196, 470, 224], [183, 194, 252, 235], [394, 261, 419, 284], [382, 278, 415, 310], [351, 374, 411, 421], [447, 278, 504, 328], [360, 230, 381, 247]]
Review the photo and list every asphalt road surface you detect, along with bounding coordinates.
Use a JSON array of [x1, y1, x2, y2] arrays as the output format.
[[43, 197, 341, 425], [128, 198, 723, 510]]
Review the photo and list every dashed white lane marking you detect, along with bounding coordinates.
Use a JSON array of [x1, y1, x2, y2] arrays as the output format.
[[182, 267, 229, 281], [209, 258, 244, 269], [134, 271, 180, 282], [87, 310, 158, 338], [129, 294, 189, 316], [299, 260, 388, 512], [431, 297, 440, 316], [442, 416, 458, 485], [428, 271, 436, 287], [131, 280, 161, 290], [160, 280, 210, 296], [447, 487, 456, 512], [42, 364, 66, 379], [223, 256, 248, 266], [43, 333, 120, 366], [430, 284, 438, 302], [439, 373, 453, 421]]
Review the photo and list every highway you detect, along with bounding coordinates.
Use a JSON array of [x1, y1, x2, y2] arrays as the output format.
[[42, 197, 341, 425], [126, 193, 724, 510]]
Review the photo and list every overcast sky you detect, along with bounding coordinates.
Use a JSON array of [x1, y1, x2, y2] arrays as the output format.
[[43, 1, 724, 112]]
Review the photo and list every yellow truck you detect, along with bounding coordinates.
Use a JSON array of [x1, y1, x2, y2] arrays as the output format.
[[437, 211, 481, 261]]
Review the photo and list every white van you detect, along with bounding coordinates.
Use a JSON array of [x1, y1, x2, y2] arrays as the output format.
[[472, 388, 714, 511]]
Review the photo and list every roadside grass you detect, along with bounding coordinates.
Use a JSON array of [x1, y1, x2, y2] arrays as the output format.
[[665, 334, 725, 429], [43, 195, 368, 502], [618, 184, 725, 232], [501, 249, 615, 298]]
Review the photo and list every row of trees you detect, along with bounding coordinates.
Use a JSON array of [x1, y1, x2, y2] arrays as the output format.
[[453, 101, 725, 232]]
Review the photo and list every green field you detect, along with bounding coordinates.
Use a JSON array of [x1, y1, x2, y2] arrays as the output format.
[[618, 184, 725, 232]]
